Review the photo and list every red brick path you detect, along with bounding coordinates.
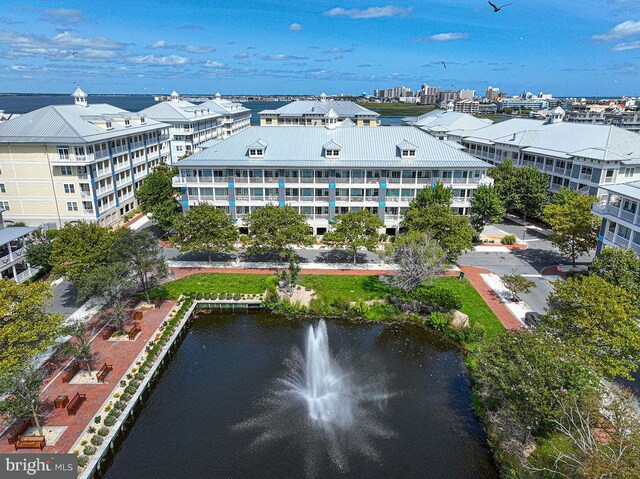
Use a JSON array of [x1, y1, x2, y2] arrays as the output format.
[[0, 301, 175, 454]]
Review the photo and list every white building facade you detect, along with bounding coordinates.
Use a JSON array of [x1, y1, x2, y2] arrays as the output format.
[[458, 109, 640, 198], [592, 181, 640, 257], [140, 91, 223, 162], [0, 87, 171, 227], [173, 125, 492, 236], [199, 93, 251, 139]]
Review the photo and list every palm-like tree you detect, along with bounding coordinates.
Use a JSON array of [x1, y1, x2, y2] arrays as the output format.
[[59, 320, 94, 373]]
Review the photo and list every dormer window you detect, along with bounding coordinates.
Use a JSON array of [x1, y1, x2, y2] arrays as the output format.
[[105, 121, 113, 130], [140, 115, 146, 123], [397, 140, 418, 159], [124, 119, 131, 127], [249, 148, 264, 157], [325, 149, 341, 158], [402, 149, 416, 158]]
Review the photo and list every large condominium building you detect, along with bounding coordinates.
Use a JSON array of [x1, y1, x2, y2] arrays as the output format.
[[458, 108, 640, 198], [565, 105, 640, 133], [592, 181, 640, 257], [259, 94, 379, 127], [485, 87, 500, 101], [0, 87, 171, 228], [172, 123, 492, 236], [402, 108, 492, 141], [0, 207, 38, 282], [199, 93, 251, 139], [497, 98, 549, 112], [139, 91, 222, 161]]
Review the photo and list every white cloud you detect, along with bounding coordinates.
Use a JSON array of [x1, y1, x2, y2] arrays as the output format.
[[593, 20, 640, 40], [288, 23, 303, 31], [204, 60, 226, 68], [39, 8, 84, 25], [234, 52, 250, 59], [418, 32, 469, 42], [147, 39, 214, 53], [324, 6, 412, 19], [129, 55, 190, 65], [612, 40, 640, 50], [262, 54, 309, 61]]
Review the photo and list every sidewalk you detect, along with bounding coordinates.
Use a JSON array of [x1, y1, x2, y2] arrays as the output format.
[[170, 266, 395, 278], [167, 260, 396, 271]]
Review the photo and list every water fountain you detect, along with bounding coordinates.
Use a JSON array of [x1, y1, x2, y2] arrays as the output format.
[[237, 320, 394, 475]]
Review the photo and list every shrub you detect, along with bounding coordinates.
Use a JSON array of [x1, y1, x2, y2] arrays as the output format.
[[412, 286, 462, 311], [233, 293, 241, 301], [114, 400, 126, 411], [103, 416, 116, 427], [204, 293, 211, 300], [265, 275, 279, 297], [501, 234, 516, 245], [125, 385, 137, 395], [427, 311, 451, 332], [83, 445, 96, 456], [196, 293, 204, 300], [211, 293, 218, 300], [98, 427, 109, 437], [135, 372, 145, 381], [120, 380, 126, 387], [94, 416, 101, 424], [113, 392, 120, 398], [81, 440, 87, 446], [90, 435, 103, 446], [131, 379, 141, 388], [455, 322, 486, 344], [121, 392, 132, 402], [331, 296, 351, 313], [88, 426, 96, 434], [77, 455, 89, 467]]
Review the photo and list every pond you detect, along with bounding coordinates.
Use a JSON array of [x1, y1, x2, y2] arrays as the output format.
[[101, 311, 498, 479]]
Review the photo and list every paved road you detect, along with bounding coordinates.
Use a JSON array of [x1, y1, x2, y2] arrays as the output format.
[[48, 280, 83, 317]]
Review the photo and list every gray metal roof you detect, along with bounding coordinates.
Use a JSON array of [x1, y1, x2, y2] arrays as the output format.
[[177, 125, 490, 169], [601, 181, 640, 200], [139, 100, 221, 122], [405, 110, 492, 134], [463, 118, 640, 162], [0, 226, 36, 246], [258, 100, 379, 118], [0, 104, 169, 144], [199, 98, 250, 115]]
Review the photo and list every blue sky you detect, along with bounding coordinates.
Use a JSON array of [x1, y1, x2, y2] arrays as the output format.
[[1, 0, 640, 96]]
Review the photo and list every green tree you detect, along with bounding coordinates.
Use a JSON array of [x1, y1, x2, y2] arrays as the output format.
[[514, 166, 549, 220], [410, 183, 453, 209], [551, 187, 580, 206], [543, 275, 640, 380], [469, 184, 506, 232], [49, 222, 117, 284], [472, 331, 599, 436], [245, 205, 313, 260], [25, 232, 52, 272], [58, 320, 94, 373], [74, 260, 134, 304], [488, 159, 519, 210], [402, 194, 474, 262], [172, 204, 239, 262], [590, 246, 640, 303], [111, 230, 169, 303], [384, 231, 447, 292], [0, 366, 46, 435], [323, 209, 383, 264], [501, 273, 536, 302], [544, 194, 599, 266], [135, 164, 180, 231], [0, 280, 63, 378]]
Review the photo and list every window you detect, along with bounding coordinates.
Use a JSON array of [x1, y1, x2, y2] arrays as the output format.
[[625, 168, 636, 178], [105, 121, 112, 129], [124, 119, 131, 127], [0, 183, 4, 193], [60, 166, 73, 176], [325, 149, 340, 157], [0, 201, 9, 210], [176, 145, 184, 152], [67, 201, 78, 212], [63, 184, 75, 194], [249, 148, 264, 157], [401, 149, 416, 158], [57, 146, 70, 159]]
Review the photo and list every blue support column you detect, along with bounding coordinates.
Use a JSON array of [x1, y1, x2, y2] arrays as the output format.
[[228, 168, 237, 221], [328, 169, 336, 220], [278, 169, 286, 206], [378, 169, 387, 222]]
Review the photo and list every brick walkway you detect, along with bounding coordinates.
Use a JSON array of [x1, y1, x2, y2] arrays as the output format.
[[0, 301, 174, 454], [458, 266, 523, 331]]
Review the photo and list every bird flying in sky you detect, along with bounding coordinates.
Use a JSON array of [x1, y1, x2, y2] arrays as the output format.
[[488, 1, 511, 12]]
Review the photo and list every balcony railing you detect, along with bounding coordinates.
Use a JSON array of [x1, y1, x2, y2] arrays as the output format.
[[579, 172, 592, 181]]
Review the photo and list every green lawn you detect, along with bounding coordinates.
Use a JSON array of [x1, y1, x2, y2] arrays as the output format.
[[299, 274, 391, 302], [356, 102, 436, 117], [431, 277, 505, 339], [158, 273, 268, 299]]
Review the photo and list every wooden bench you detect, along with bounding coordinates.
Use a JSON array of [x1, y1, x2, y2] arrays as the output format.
[[154, 298, 164, 309], [127, 324, 141, 340], [15, 435, 45, 450], [96, 363, 113, 383], [66, 393, 86, 416], [6, 418, 32, 445], [61, 362, 80, 383], [102, 325, 116, 340]]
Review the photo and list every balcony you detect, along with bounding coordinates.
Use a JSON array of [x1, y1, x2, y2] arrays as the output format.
[[620, 209, 638, 223], [234, 177, 249, 184], [130, 141, 144, 150], [614, 235, 630, 247], [0, 247, 25, 266], [579, 172, 592, 181], [553, 166, 567, 175], [111, 145, 128, 155], [452, 178, 468, 184]]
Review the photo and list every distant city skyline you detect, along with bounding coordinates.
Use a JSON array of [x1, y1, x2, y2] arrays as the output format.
[[0, 0, 639, 96]]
